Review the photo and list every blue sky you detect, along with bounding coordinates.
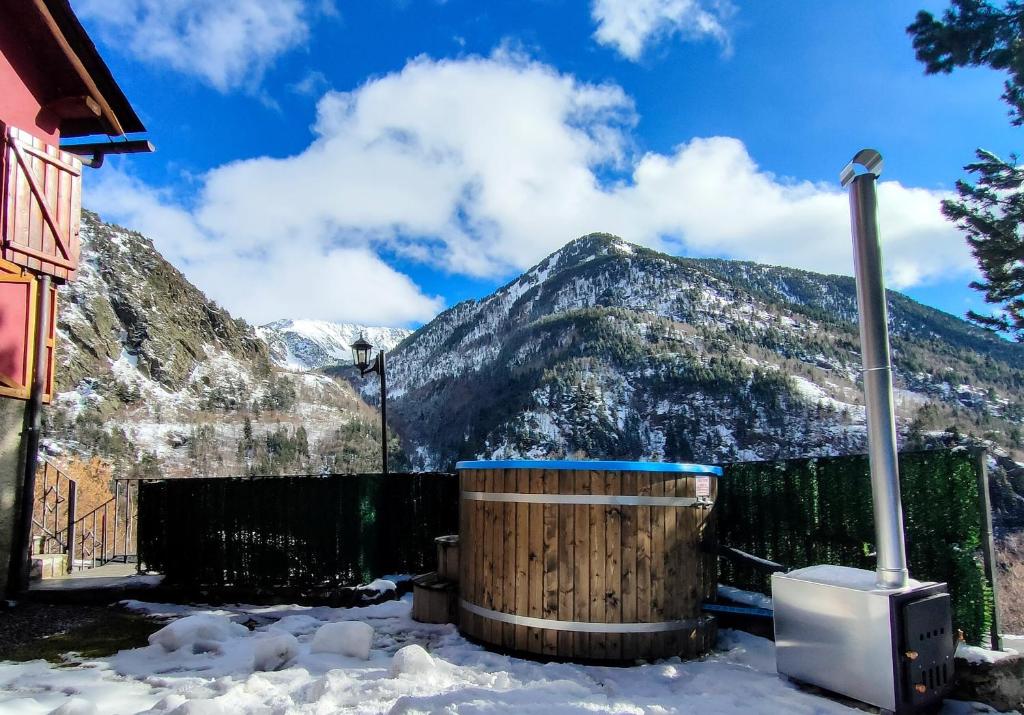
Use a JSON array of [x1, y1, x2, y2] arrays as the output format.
[[72, 0, 1020, 328]]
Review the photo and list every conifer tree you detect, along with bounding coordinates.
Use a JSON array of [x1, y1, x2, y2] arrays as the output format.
[[909, 1, 1024, 124], [941, 150, 1024, 339], [908, 1, 1024, 339]]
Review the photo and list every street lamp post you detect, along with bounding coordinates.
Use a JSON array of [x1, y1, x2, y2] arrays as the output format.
[[351, 335, 388, 475]]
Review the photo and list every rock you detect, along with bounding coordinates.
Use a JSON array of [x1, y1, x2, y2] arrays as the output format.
[[310, 621, 374, 660], [390, 644, 435, 677], [952, 646, 1024, 712]]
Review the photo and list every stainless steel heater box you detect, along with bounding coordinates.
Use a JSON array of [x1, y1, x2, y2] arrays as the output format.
[[773, 150, 956, 713], [773, 566, 954, 714]]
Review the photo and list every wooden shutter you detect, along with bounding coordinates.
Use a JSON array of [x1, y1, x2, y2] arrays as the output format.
[[0, 258, 58, 403], [1, 124, 83, 282], [41, 285, 57, 405], [0, 258, 37, 400]]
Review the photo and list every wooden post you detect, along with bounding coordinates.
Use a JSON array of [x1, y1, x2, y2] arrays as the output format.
[[974, 448, 1003, 651], [379, 352, 388, 476], [65, 479, 76, 574]]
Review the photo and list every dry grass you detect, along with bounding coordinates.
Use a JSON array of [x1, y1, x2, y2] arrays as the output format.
[[997, 532, 1024, 635]]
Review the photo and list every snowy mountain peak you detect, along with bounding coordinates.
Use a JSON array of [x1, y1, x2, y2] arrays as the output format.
[[257, 319, 412, 371]]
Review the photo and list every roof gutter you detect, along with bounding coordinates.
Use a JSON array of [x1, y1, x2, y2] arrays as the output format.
[[61, 139, 155, 168]]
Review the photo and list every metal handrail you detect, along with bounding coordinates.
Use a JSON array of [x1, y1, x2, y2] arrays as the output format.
[[56, 479, 138, 571], [30, 457, 77, 576], [32, 458, 140, 575]]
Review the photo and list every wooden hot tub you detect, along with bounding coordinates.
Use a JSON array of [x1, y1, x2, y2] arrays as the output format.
[[457, 459, 721, 662]]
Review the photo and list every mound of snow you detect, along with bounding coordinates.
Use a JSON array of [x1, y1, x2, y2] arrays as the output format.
[[310, 621, 374, 660], [49, 698, 97, 715], [169, 700, 225, 715], [956, 642, 1020, 665], [253, 633, 299, 671], [148, 615, 248, 653], [389, 644, 435, 677], [268, 614, 322, 636], [360, 578, 397, 593]]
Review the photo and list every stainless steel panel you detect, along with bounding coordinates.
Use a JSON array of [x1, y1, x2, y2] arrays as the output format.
[[773, 570, 898, 710]]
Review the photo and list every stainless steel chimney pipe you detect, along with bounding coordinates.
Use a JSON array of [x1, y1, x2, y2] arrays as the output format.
[[840, 149, 909, 590]]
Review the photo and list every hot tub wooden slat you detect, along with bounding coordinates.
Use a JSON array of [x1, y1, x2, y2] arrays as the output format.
[[514, 469, 530, 652], [542, 468, 559, 657], [557, 471, 574, 658], [481, 467, 493, 639], [620, 471, 637, 661], [527, 468, 543, 653], [472, 469, 484, 640], [501, 469, 515, 650], [491, 469, 501, 645], [572, 469, 590, 659], [635, 472, 652, 658], [674, 476, 692, 655], [589, 471, 607, 659], [458, 462, 718, 662], [605, 471, 622, 659], [650, 476, 665, 631]]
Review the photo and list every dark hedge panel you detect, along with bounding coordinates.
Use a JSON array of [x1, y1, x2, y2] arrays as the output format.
[[138, 473, 459, 588], [718, 449, 993, 644]]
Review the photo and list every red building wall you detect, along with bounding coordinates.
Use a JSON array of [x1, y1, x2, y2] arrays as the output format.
[[0, 17, 61, 143]]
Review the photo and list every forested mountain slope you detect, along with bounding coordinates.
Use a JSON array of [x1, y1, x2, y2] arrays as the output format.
[[369, 235, 1022, 497], [45, 211, 397, 477]]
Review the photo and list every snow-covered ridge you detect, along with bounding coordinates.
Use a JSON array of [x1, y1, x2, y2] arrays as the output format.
[[370, 232, 1024, 469], [257, 319, 412, 371]]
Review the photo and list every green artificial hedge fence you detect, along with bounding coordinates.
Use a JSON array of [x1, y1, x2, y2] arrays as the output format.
[[717, 448, 994, 644], [138, 473, 459, 588], [137, 452, 995, 644]]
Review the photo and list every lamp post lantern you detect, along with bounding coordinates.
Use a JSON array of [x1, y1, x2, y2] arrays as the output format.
[[351, 335, 388, 475]]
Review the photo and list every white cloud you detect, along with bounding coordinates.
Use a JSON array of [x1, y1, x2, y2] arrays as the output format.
[[290, 70, 330, 97], [85, 52, 974, 326], [75, 0, 313, 92], [591, 0, 736, 60], [83, 171, 443, 326]]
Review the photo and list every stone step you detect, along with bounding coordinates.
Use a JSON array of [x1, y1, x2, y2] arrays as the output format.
[[30, 553, 68, 580]]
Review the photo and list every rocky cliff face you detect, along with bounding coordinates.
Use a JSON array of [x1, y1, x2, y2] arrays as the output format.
[[46, 211, 395, 477], [369, 235, 1024, 490], [59, 211, 268, 396]]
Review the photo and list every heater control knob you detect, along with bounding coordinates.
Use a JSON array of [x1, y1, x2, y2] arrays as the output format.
[[905, 650, 919, 661]]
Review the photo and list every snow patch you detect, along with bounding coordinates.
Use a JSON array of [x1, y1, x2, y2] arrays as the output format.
[[310, 621, 375, 660]]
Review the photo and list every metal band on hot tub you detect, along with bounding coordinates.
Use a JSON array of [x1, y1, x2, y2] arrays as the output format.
[[460, 491, 709, 507], [460, 600, 712, 633]]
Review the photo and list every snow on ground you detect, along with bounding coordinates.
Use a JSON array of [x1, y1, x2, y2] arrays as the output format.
[[955, 642, 1019, 666], [0, 597, 996, 714]]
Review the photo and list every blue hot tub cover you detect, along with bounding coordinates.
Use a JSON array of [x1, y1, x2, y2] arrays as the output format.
[[454, 459, 722, 476]]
